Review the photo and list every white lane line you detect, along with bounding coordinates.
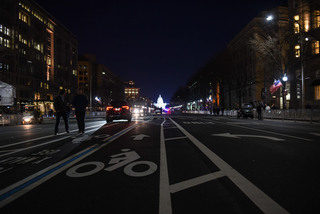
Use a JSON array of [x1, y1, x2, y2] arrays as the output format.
[[0, 124, 138, 208], [0, 136, 70, 158], [159, 117, 172, 214], [169, 117, 289, 214], [207, 119, 313, 142], [310, 132, 320, 137], [169, 171, 226, 194], [165, 136, 188, 141], [0, 124, 105, 149], [163, 127, 178, 129]]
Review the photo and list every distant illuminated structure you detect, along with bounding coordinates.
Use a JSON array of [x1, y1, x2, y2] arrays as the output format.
[[125, 80, 140, 99], [154, 94, 167, 109]]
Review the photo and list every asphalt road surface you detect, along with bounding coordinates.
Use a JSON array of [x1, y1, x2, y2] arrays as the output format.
[[0, 114, 319, 213]]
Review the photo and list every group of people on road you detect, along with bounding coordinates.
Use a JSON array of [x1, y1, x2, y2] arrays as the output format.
[[53, 88, 89, 135]]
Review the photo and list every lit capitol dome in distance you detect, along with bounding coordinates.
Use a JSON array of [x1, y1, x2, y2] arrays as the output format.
[[154, 94, 167, 109]]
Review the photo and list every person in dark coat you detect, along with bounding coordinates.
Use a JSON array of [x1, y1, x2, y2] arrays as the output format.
[[73, 88, 89, 134], [53, 89, 70, 135], [257, 103, 262, 120]]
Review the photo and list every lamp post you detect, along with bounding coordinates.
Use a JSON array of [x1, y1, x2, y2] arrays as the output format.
[[266, 15, 305, 109], [90, 75, 93, 111], [282, 74, 288, 109]]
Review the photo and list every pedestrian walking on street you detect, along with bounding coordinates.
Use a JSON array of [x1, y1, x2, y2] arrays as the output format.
[[53, 89, 70, 135], [257, 103, 262, 120], [73, 88, 89, 134]]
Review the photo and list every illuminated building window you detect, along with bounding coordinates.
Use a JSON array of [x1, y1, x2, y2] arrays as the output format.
[[295, 45, 300, 57], [294, 15, 300, 33], [313, 10, 320, 29], [19, 12, 28, 24], [315, 86, 320, 100], [0, 26, 11, 36], [312, 41, 319, 55], [34, 42, 40, 51], [1, 38, 10, 48]]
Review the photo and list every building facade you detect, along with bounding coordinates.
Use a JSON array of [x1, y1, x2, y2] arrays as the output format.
[[288, 0, 320, 109], [124, 80, 140, 99], [78, 54, 124, 109], [0, 0, 78, 113], [225, 6, 289, 109]]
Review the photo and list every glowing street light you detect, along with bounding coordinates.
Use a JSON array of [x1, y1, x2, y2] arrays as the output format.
[[282, 73, 288, 82], [266, 16, 273, 21]]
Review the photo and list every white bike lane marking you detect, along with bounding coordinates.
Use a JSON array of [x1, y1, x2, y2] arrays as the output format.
[[169, 117, 289, 214], [0, 123, 138, 208]]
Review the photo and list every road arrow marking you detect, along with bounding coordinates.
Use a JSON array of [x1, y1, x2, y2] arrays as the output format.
[[310, 132, 320, 137], [131, 134, 150, 141], [211, 133, 285, 141]]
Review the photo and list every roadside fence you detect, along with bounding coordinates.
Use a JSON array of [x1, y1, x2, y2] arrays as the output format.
[[183, 109, 320, 123], [0, 111, 107, 126]]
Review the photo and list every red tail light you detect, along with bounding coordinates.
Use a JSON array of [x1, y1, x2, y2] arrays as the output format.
[[106, 106, 113, 111], [122, 105, 129, 110]]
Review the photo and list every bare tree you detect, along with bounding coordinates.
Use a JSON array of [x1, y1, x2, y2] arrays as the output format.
[[248, 19, 290, 81]]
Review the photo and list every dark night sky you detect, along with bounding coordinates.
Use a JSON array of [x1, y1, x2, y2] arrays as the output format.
[[34, 0, 288, 103]]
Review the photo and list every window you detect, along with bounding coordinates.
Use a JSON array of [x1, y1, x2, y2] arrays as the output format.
[[294, 15, 300, 33], [19, 12, 28, 24], [34, 42, 40, 51], [1, 38, 10, 48], [312, 41, 319, 55], [315, 86, 320, 100], [313, 10, 320, 29], [295, 45, 300, 57]]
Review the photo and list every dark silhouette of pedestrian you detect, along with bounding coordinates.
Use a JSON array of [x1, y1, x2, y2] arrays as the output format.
[[73, 88, 89, 134], [306, 103, 311, 109], [53, 89, 70, 135], [257, 104, 262, 120]]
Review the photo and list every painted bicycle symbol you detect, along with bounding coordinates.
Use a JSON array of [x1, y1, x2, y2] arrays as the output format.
[[66, 149, 157, 178]]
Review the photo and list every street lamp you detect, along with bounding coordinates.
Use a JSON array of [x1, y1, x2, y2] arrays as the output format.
[[90, 74, 93, 111], [282, 73, 288, 109], [266, 15, 305, 109]]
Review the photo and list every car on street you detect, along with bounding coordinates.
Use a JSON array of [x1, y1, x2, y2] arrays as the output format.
[[106, 101, 132, 123], [237, 103, 253, 119]]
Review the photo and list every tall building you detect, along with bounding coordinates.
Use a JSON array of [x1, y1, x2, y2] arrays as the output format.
[[78, 54, 124, 109], [124, 80, 140, 99], [288, 0, 320, 109], [225, 6, 289, 109], [0, 0, 78, 113]]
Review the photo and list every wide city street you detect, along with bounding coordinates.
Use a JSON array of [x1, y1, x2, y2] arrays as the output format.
[[0, 113, 319, 214]]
